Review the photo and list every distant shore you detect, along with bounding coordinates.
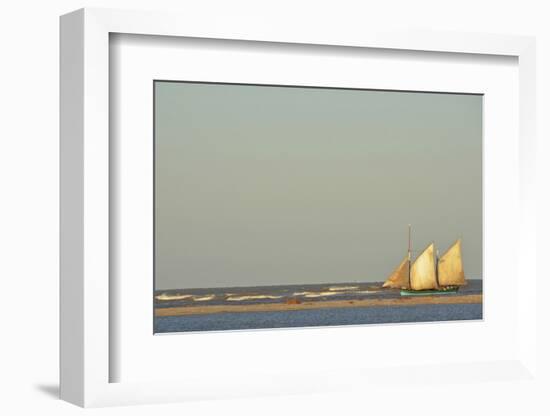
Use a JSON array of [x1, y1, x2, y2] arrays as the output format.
[[155, 293, 482, 317]]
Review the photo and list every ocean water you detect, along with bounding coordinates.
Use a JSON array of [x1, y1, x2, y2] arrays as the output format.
[[155, 303, 482, 333], [154, 279, 482, 333], [155, 280, 482, 307]]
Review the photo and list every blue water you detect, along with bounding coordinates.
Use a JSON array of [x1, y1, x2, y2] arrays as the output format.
[[154, 303, 482, 333]]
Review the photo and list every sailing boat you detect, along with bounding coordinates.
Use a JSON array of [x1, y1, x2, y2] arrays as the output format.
[[382, 225, 466, 296]]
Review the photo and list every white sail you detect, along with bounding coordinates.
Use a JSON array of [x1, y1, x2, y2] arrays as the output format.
[[410, 243, 438, 290], [382, 255, 410, 289], [437, 239, 466, 286]]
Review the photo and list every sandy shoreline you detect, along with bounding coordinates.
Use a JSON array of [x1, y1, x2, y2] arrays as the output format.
[[155, 293, 482, 317]]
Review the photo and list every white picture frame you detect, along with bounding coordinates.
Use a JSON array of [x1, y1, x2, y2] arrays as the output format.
[[60, 7, 537, 408]]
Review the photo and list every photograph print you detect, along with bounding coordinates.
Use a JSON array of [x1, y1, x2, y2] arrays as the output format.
[[153, 81, 482, 333]]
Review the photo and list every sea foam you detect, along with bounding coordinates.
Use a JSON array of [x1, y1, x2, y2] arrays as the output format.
[[155, 293, 193, 301], [226, 295, 283, 301], [327, 286, 359, 291]]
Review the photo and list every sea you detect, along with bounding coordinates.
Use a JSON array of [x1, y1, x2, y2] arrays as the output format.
[[154, 279, 482, 333]]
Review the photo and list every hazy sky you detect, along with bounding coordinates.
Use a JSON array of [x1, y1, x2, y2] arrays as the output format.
[[154, 81, 482, 290]]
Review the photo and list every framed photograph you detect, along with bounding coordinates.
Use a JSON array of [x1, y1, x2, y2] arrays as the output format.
[[60, 8, 538, 408]]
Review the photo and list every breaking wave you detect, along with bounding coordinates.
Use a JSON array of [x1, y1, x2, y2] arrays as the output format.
[[293, 289, 378, 298], [327, 286, 359, 291], [155, 293, 193, 301], [293, 291, 341, 298], [226, 295, 283, 301], [193, 295, 215, 301]]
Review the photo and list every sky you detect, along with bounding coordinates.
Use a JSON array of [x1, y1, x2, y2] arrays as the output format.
[[154, 81, 482, 290]]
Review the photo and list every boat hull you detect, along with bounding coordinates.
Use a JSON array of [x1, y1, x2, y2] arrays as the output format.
[[400, 287, 459, 296]]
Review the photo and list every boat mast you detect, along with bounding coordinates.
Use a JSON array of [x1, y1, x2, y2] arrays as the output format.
[[408, 224, 412, 288]]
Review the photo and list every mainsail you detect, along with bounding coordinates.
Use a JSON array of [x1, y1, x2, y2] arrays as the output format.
[[437, 239, 466, 286], [410, 242, 438, 290], [382, 255, 410, 289]]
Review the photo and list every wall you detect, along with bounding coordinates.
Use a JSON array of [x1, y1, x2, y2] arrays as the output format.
[[0, 0, 548, 414]]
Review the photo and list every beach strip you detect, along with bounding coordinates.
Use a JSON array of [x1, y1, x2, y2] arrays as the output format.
[[155, 294, 482, 317]]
